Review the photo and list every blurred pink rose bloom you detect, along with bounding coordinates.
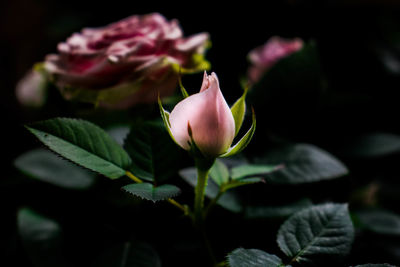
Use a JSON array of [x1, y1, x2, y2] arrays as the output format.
[[16, 70, 47, 108], [247, 36, 303, 84], [44, 13, 210, 108]]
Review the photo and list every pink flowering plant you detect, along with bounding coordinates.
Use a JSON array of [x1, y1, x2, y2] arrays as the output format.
[[12, 12, 399, 267], [25, 13, 210, 108], [247, 36, 303, 85]]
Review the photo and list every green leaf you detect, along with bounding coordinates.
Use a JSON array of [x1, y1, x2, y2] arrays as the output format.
[[209, 159, 230, 186], [26, 118, 131, 179], [230, 87, 248, 136], [245, 199, 313, 219], [215, 162, 282, 191], [222, 177, 264, 191], [179, 167, 242, 212], [277, 203, 354, 264], [121, 183, 181, 202], [355, 209, 400, 235], [14, 148, 96, 190], [230, 164, 282, 180], [18, 208, 70, 267], [220, 108, 256, 158], [228, 248, 287, 267], [92, 241, 161, 267], [124, 121, 183, 182], [344, 133, 400, 158], [256, 144, 348, 184]]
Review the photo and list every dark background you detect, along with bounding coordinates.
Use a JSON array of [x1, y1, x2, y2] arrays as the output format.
[[2, 0, 400, 266]]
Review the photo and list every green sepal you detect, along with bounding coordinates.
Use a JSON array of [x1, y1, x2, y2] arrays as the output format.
[[178, 68, 189, 98], [220, 107, 256, 158], [231, 86, 248, 137], [158, 95, 179, 147]]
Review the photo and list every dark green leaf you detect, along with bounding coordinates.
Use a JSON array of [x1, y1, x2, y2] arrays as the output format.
[[121, 183, 180, 202], [222, 177, 264, 191], [355, 209, 400, 235], [209, 159, 229, 186], [92, 241, 161, 267], [124, 121, 183, 182], [14, 148, 96, 190], [257, 144, 348, 184], [26, 118, 131, 179], [277, 203, 354, 264], [245, 199, 313, 219], [179, 167, 242, 212], [345, 133, 400, 158], [231, 164, 282, 180], [228, 248, 287, 267], [18, 208, 70, 267]]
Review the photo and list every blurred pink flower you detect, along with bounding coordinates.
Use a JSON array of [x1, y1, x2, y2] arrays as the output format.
[[247, 36, 303, 84], [44, 13, 210, 108], [169, 72, 235, 157], [16, 69, 47, 107]]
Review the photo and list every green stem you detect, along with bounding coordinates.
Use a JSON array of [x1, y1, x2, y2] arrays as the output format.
[[192, 157, 215, 265], [194, 168, 210, 225]]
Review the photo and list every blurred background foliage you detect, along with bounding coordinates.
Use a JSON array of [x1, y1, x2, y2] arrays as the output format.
[[3, 0, 400, 266]]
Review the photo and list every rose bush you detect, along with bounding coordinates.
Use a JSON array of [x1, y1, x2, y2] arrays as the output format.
[[43, 13, 210, 108], [247, 36, 303, 84]]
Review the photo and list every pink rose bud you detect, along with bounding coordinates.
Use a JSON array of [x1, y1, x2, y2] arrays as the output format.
[[16, 69, 47, 107], [44, 13, 210, 108], [169, 72, 236, 157], [247, 36, 303, 84]]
